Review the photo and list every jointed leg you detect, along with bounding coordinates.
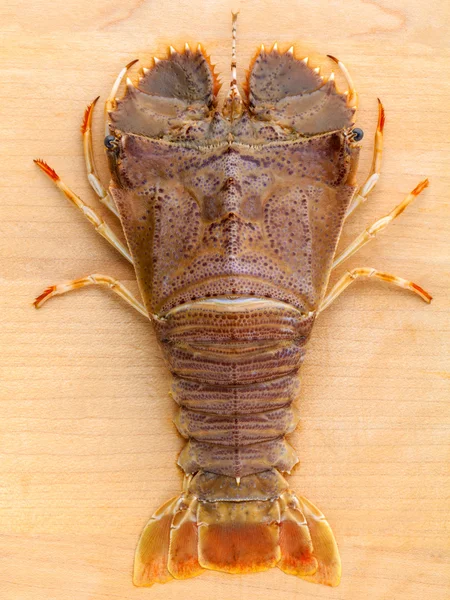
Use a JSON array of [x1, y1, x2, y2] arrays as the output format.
[[345, 99, 385, 220], [105, 58, 138, 134], [82, 59, 138, 216], [34, 274, 148, 318], [318, 267, 432, 314], [33, 63, 147, 316], [34, 159, 133, 264], [35, 60, 141, 262], [332, 179, 429, 269], [327, 55, 357, 109], [81, 97, 119, 217]]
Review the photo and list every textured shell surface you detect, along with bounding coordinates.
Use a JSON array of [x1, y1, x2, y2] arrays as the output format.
[[109, 47, 359, 315], [102, 34, 364, 587], [32, 8, 434, 587]]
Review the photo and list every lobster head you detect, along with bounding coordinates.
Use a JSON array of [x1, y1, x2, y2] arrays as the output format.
[[107, 43, 360, 315]]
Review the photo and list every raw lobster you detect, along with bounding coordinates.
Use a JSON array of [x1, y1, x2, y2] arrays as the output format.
[[34, 13, 431, 588]]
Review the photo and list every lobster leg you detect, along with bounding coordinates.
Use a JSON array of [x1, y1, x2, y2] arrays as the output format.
[[34, 274, 148, 317], [333, 179, 429, 269], [327, 54, 357, 109], [345, 99, 385, 220], [34, 159, 132, 263], [105, 58, 138, 135], [81, 97, 119, 217], [318, 267, 432, 313]]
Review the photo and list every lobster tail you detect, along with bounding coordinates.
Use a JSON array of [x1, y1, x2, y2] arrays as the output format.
[[131, 295, 342, 587], [134, 474, 340, 586], [198, 499, 281, 574], [134, 495, 204, 586], [133, 497, 178, 585], [279, 494, 341, 585]]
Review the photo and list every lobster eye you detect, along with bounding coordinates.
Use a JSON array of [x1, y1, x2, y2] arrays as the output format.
[[104, 135, 117, 149], [352, 128, 364, 142]]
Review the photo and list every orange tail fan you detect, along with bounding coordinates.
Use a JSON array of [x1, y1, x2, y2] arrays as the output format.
[[133, 478, 340, 587]]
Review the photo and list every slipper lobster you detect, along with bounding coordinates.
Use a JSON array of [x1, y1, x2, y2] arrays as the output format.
[[34, 13, 431, 588]]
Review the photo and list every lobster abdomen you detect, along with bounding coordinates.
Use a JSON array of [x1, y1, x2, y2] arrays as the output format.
[[155, 297, 314, 479], [134, 297, 340, 585]]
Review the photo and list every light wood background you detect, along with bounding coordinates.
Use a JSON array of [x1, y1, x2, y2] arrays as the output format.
[[1, 1, 449, 599]]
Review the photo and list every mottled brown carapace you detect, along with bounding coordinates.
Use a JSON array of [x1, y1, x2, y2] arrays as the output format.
[[109, 48, 358, 316], [33, 12, 431, 591], [104, 23, 360, 588]]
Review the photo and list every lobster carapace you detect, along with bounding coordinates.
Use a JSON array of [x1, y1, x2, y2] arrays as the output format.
[[34, 13, 431, 588]]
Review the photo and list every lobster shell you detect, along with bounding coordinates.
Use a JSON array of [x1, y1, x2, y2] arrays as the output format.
[[105, 34, 359, 587]]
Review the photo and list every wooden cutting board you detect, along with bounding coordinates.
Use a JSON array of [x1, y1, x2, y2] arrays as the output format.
[[1, 1, 449, 598]]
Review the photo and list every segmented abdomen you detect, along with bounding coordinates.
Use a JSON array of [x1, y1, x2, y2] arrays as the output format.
[[154, 298, 315, 479]]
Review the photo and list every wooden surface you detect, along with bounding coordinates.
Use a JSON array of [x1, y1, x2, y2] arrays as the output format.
[[1, 1, 449, 598]]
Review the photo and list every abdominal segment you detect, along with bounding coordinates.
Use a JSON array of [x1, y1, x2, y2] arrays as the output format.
[[155, 297, 315, 479]]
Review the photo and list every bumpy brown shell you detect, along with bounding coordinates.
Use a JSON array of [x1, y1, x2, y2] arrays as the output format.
[[107, 41, 360, 588], [108, 45, 359, 315]]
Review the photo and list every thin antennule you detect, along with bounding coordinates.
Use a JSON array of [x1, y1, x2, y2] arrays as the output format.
[[223, 11, 243, 119], [230, 11, 239, 93]]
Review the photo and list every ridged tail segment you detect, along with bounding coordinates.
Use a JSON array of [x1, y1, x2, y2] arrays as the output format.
[[134, 298, 340, 587]]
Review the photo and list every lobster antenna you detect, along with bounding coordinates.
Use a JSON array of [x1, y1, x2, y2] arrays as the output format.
[[230, 11, 239, 95], [223, 11, 243, 119]]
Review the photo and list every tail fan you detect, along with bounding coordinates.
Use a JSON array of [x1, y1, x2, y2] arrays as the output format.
[[133, 496, 178, 586], [168, 497, 204, 579], [197, 500, 281, 573], [296, 496, 341, 586], [278, 493, 341, 586], [133, 483, 340, 587]]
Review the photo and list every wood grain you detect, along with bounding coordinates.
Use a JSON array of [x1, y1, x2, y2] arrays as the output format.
[[1, 0, 449, 598]]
